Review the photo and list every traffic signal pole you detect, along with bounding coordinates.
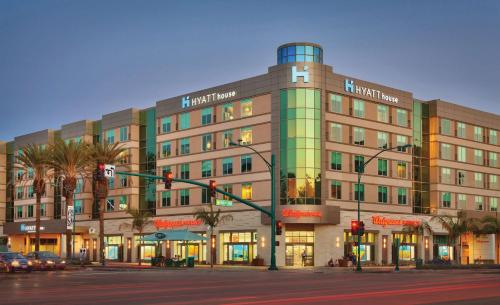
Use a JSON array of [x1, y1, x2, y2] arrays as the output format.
[[269, 154, 277, 270]]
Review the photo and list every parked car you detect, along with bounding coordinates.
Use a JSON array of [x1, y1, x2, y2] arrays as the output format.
[[26, 251, 66, 270], [0, 252, 32, 273]]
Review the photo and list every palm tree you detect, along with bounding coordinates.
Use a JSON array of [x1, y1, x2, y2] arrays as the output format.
[[49, 139, 90, 259], [478, 215, 500, 235], [120, 208, 153, 266], [89, 141, 126, 265], [16, 144, 52, 252], [402, 221, 433, 261], [194, 202, 233, 268], [431, 211, 474, 264]]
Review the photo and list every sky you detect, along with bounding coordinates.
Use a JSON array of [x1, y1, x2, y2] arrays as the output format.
[[1, 0, 499, 140]]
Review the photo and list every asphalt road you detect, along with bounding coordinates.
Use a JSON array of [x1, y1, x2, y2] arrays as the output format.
[[1, 268, 499, 305]]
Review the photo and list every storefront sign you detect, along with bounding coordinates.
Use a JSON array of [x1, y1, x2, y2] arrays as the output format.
[[291, 65, 309, 83], [215, 199, 233, 207], [153, 219, 203, 229], [20, 224, 45, 233], [282, 209, 322, 218], [181, 90, 237, 109], [155, 232, 166, 239], [344, 79, 399, 103], [372, 216, 421, 228]]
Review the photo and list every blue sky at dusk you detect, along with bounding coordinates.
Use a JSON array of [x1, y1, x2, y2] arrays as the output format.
[[1, 0, 499, 140]]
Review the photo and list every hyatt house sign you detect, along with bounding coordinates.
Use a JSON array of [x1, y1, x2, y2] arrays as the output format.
[[182, 90, 237, 109], [344, 79, 399, 104]]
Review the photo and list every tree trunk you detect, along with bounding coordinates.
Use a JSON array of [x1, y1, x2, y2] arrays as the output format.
[[99, 198, 105, 266], [210, 226, 214, 269], [65, 193, 74, 260], [35, 193, 42, 252]]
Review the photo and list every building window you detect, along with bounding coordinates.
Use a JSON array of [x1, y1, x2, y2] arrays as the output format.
[[474, 149, 483, 165], [202, 134, 213, 151], [396, 135, 408, 151], [457, 122, 466, 138], [108, 177, 115, 190], [330, 123, 342, 142], [119, 176, 128, 188], [222, 158, 233, 175], [354, 184, 364, 201], [330, 94, 342, 113], [161, 141, 171, 158], [474, 126, 483, 142], [377, 132, 389, 149], [441, 143, 452, 160], [223, 130, 233, 148], [180, 164, 190, 179], [353, 99, 365, 118], [222, 103, 234, 121], [73, 199, 83, 214], [180, 189, 190, 206], [377, 105, 389, 123], [240, 127, 252, 145], [16, 206, 23, 218], [490, 197, 498, 211], [27, 205, 34, 218], [398, 188, 407, 205], [331, 181, 341, 199], [241, 155, 252, 173], [378, 186, 388, 203], [201, 108, 213, 125], [441, 192, 451, 208], [457, 194, 467, 210], [119, 196, 127, 210], [397, 161, 407, 178], [106, 198, 115, 212], [396, 109, 408, 127], [490, 130, 497, 145], [28, 185, 34, 198], [222, 184, 233, 200], [490, 175, 498, 189], [378, 159, 388, 176], [489, 152, 497, 167], [441, 167, 451, 184], [201, 160, 212, 178], [474, 172, 483, 188], [440, 119, 452, 135], [241, 99, 253, 117], [161, 116, 172, 133], [106, 129, 115, 144], [457, 170, 466, 186], [17, 186, 23, 199], [330, 152, 342, 170], [241, 183, 252, 200], [180, 138, 190, 155], [457, 146, 466, 162], [179, 113, 190, 130], [202, 188, 211, 204], [161, 191, 171, 207], [119, 127, 129, 142], [353, 127, 365, 145], [475, 196, 483, 211], [354, 155, 364, 173], [28, 168, 34, 178], [40, 203, 46, 216], [75, 179, 83, 194]]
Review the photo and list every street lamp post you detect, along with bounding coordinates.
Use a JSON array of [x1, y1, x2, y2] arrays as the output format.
[[230, 141, 278, 271], [356, 144, 412, 272]]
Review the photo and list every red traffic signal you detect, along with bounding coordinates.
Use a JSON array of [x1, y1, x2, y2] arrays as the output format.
[[164, 171, 173, 189], [359, 221, 365, 236], [209, 180, 217, 198], [96, 163, 106, 181], [276, 220, 283, 235], [351, 220, 359, 236]]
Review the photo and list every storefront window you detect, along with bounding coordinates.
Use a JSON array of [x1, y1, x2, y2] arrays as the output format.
[[174, 233, 207, 262], [220, 232, 257, 264], [344, 232, 376, 262], [105, 236, 123, 260], [285, 231, 314, 266], [134, 235, 157, 262], [240, 99, 252, 117]]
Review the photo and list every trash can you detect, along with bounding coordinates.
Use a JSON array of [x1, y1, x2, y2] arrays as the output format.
[[187, 256, 195, 268], [416, 258, 423, 269]]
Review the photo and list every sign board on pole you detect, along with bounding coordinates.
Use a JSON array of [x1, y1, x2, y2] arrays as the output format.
[[104, 164, 115, 178], [215, 199, 233, 207], [67, 206, 74, 230]]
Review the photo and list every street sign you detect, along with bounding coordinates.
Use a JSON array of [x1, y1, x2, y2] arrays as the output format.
[[67, 206, 74, 230], [104, 164, 115, 178], [89, 227, 96, 234], [215, 199, 233, 207]]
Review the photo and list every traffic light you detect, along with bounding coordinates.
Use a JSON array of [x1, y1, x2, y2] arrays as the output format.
[[96, 163, 105, 181], [163, 171, 173, 190], [209, 180, 217, 198], [359, 221, 365, 236], [351, 220, 359, 236], [276, 220, 283, 235]]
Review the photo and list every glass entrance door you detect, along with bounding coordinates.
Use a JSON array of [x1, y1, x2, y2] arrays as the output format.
[[285, 244, 313, 266], [177, 244, 200, 261]]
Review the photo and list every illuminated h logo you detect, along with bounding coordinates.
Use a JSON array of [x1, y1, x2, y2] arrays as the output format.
[[344, 79, 354, 93], [292, 65, 309, 83], [181, 96, 190, 108]]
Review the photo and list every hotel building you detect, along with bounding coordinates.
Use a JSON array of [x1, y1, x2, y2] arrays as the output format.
[[0, 42, 498, 266]]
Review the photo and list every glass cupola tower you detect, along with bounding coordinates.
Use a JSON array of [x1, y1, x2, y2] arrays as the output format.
[[277, 42, 323, 64]]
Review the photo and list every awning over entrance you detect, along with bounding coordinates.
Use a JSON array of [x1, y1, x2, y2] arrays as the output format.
[[143, 229, 207, 242]]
